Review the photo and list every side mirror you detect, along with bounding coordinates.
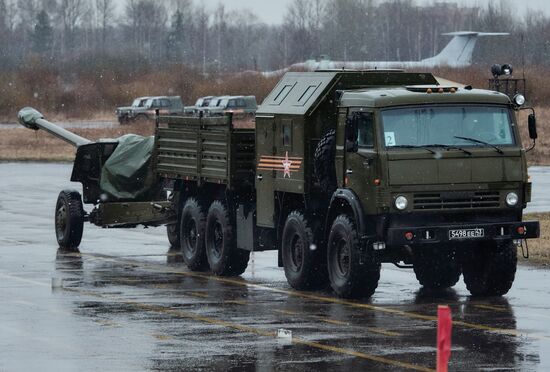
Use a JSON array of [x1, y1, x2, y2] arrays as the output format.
[[528, 114, 538, 140], [345, 115, 358, 152]]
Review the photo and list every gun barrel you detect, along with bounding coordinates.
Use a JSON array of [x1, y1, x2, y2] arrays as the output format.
[[17, 107, 92, 147]]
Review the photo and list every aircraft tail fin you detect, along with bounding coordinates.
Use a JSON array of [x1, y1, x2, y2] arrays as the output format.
[[422, 32, 509, 67]]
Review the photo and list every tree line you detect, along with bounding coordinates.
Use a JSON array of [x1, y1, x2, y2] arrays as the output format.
[[0, 0, 549, 74]]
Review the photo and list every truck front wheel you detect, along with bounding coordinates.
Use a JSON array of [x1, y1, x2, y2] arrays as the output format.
[[281, 211, 326, 290], [462, 241, 517, 296], [413, 246, 461, 289], [205, 201, 250, 276], [327, 215, 380, 298], [55, 190, 85, 250], [179, 198, 208, 271]]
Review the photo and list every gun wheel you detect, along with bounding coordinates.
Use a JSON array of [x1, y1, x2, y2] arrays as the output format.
[[55, 190, 84, 251], [166, 223, 180, 248]]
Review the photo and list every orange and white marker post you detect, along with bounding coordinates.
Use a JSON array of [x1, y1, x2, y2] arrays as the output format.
[[437, 305, 452, 372]]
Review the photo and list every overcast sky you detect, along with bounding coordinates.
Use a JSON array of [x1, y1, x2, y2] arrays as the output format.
[[114, 0, 550, 24]]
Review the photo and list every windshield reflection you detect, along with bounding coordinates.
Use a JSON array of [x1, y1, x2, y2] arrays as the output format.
[[381, 106, 515, 147]]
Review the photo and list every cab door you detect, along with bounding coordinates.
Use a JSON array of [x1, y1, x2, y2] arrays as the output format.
[[344, 111, 379, 215], [255, 116, 276, 227]]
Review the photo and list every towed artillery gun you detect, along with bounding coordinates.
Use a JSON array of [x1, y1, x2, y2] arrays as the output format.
[[18, 107, 175, 249], [19, 69, 541, 299]]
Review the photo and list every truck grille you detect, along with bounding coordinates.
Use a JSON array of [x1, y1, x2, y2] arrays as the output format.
[[413, 191, 500, 210]]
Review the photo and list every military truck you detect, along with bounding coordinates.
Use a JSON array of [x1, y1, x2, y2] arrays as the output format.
[[19, 70, 540, 299]]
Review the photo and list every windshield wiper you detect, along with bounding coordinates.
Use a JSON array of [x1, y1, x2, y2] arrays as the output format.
[[424, 144, 472, 156], [453, 136, 504, 154], [391, 145, 437, 154]]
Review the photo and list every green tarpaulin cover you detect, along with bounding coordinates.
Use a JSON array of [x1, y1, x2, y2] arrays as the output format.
[[99, 134, 160, 201]]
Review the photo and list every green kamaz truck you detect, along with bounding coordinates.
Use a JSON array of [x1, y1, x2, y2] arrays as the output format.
[[19, 70, 540, 299]]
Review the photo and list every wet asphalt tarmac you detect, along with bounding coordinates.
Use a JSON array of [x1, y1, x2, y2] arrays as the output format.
[[1, 163, 550, 371]]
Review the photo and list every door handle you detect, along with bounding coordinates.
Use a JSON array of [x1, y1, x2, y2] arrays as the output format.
[[346, 168, 353, 175], [257, 174, 263, 181]]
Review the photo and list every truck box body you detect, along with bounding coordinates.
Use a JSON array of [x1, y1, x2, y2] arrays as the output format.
[[154, 115, 255, 190]]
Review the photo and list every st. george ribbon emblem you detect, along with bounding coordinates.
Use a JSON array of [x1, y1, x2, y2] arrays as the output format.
[[257, 152, 303, 178]]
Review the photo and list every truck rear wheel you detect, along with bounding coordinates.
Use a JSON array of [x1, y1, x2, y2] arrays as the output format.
[[179, 198, 208, 271], [205, 200, 250, 276], [413, 246, 461, 289], [327, 215, 380, 298], [55, 190, 85, 250], [314, 129, 337, 195], [281, 211, 327, 290], [462, 241, 517, 296]]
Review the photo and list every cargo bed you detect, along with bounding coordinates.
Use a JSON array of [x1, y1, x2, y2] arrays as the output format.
[[154, 115, 255, 189]]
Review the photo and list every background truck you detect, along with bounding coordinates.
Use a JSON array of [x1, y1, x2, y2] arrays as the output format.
[[116, 96, 185, 124], [20, 70, 540, 299]]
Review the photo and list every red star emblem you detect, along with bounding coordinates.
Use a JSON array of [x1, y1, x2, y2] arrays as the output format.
[[282, 151, 292, 178]]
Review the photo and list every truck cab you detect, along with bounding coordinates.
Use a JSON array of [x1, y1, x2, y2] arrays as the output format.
[[255, 70, 539, 298]]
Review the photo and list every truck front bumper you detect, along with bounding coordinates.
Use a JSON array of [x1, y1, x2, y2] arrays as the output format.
[[386, 220, 539, 246]]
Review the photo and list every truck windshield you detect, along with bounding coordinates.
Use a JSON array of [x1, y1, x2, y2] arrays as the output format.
[[381, 106, 515, 148]]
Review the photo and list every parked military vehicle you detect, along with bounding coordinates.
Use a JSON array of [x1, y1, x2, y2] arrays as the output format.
[[19, 70, 540, 299], [115, 96, 150, 124], [116, 96, 184, 124], [203, 95, 257, 117], [183, 96, 215, 116]]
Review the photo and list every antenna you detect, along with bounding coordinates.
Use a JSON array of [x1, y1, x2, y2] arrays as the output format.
[[521, 33, 526, 81]]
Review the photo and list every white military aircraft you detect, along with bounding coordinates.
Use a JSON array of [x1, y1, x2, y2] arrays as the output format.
[[262, 32, 508, 76]]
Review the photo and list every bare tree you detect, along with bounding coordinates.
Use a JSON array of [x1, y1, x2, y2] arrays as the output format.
[[284, 0, 314, 61], [213, 4, 226, 73], [194, 5, 209, 74], [95, 0, 115, 53], [0, 0, 18, 61], [17, 0, 40, 24], [58, 0, 88, 53], [0, 0, 548, 73], [124, 0, 167, 60]]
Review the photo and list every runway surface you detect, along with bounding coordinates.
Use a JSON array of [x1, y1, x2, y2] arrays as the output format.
[[0, 162, 549, 371]]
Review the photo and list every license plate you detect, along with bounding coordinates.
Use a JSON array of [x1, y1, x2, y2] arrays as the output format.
[[449, 228, 484, 240]]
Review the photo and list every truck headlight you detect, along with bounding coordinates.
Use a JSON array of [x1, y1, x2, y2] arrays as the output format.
[[506, 192, 518, 206], [395, 195, 408, 210], [513, 94, 525, 106]]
